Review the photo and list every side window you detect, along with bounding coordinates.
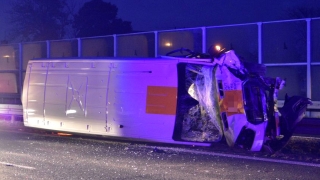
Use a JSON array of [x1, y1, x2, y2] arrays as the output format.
[[243, 80, 266, 124], [217, 80, 224, 98]]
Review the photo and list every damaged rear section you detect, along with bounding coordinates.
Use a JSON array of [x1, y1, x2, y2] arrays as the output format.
[[173, 50, 311, 152]]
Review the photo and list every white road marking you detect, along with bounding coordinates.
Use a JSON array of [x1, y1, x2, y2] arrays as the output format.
[[292, 135, 320, 140], [0, 161, 35, 170], [150, 146, 320, 168]]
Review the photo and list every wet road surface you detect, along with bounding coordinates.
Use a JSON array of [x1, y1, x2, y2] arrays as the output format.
[[0, 121, 320, 180]]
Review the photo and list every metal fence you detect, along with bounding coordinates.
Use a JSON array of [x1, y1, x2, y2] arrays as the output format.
[[0, 17, 320, 116]]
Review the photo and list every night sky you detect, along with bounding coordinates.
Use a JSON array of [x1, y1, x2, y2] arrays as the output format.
[[0, 0, 320, 40]]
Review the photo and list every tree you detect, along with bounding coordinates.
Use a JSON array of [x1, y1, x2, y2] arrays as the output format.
[[8, 0, 70, 42], [73, 0, 132, 38]]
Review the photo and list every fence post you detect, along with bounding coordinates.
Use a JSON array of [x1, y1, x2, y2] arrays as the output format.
[[154, 31, 158, 57], [18, 43, 23, 95], [306, 18, 311, 99], [113, 34, 117, 57], [46, 40, 50, 58], [257, 22, 262, 64], [201, 27, 206, 54], [77, 38, 82, 57]]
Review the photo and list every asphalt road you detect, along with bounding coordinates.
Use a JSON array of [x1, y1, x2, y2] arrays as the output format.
[[0, 121, 320, 180]]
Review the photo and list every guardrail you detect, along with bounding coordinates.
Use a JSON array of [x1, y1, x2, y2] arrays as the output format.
[[0, 101, 318, 121], [0, 104, 23, 122], [1, 101, 319, 120], [0, 103, 318, 136]]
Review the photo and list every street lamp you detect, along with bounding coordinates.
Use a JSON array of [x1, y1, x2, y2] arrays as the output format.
[[3, 55, 9, 63]]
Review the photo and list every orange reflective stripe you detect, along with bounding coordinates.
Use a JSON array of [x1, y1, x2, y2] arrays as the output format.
[[146, 86, 177, 115]]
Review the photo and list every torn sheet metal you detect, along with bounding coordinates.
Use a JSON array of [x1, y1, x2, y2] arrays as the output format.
[[180, 65, 222, 142], [175, 49, 312, 152]]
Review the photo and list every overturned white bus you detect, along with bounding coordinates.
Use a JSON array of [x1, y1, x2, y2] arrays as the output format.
[[22, 50, 311, 152]]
